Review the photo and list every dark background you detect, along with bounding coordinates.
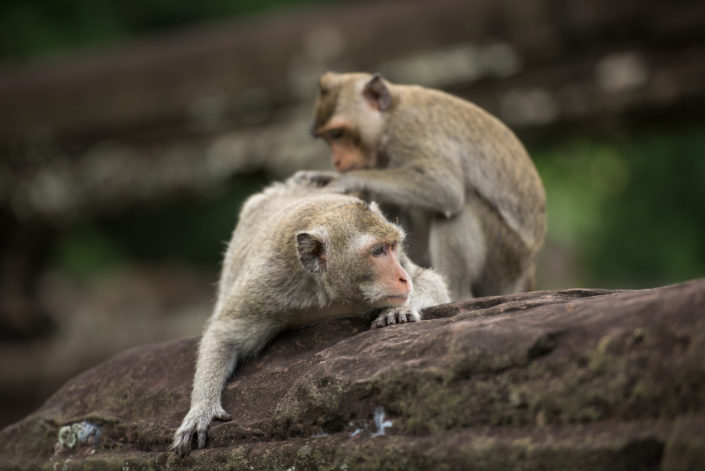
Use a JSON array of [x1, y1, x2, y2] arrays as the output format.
[[1, 0, 704, 428]]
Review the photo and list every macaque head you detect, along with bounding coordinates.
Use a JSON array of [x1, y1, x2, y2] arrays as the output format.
[[296, 200, 412, 307], [311, 72, 393, 172]]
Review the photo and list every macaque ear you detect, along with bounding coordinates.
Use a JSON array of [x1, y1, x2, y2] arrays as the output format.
[[296, 229, 328, 273], [362, 74, 392, 111]]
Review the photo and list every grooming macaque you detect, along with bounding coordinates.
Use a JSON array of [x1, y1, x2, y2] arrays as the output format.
[[300, 72, 547, 299], [172, 181, 450, 456]]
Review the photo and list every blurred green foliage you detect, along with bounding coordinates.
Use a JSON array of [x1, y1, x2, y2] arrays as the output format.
[[535, 124, 705, 288], [0, 0, 330, 65], [52, 226, 129, 280], [51, 174, 270, 280]]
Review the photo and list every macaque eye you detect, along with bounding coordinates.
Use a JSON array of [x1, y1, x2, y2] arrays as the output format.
[[327, 128, 344, 140], [371, 245, 386, 257], [390, 242, 398, 251]]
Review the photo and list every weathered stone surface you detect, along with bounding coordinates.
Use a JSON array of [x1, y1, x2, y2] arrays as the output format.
[[1, 279, 704, 470]]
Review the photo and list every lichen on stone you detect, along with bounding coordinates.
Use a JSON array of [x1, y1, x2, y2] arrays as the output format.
[[54, 421, 101, 455]]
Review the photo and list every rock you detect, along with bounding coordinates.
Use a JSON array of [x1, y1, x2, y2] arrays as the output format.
[[1, 279, 704, 470]]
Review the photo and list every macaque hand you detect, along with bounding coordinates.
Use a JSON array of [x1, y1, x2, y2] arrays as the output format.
[[290, 170, 340, 188], [371, 306, 421, 328], [325, 174, 369, 198], [172, 402, 232, 457]]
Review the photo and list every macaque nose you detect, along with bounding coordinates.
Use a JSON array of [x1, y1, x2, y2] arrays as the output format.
[[398, 271, 410, 289]]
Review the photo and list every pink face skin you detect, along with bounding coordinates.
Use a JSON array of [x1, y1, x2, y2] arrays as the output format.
[[329, 137, 365, 171], [367, 241, 411, 304], [315, 118, 374, 172]]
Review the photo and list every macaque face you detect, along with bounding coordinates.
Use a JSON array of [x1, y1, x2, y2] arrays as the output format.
[[297, 202, 410, 308], [312, 72, 387, 172], [366, 240, 411, 306], [350, 232, 412, 308], [319, 126, 373, 172]]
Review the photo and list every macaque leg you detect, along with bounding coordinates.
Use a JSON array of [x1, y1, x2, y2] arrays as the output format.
[[507, 262, 538, 294], [429, 204, 486, 301]]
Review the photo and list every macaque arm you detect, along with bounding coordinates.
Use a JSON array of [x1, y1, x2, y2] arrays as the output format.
[[338, 163, 465, 218], [172, 312, 280, 456], [172, 320, 237, 456], [288, 170, 340, 189]]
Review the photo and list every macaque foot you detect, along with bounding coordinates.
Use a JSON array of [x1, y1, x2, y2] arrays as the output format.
[[371, 306, 421, 328], [290, 170, 339, 188], [172, 403, 231, 457]]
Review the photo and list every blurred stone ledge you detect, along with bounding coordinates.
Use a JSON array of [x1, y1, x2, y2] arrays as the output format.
[[1, 0, 705, 221], [0, 278, 703, 470]]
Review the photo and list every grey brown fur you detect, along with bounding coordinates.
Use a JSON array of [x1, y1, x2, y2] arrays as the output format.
[[304, 72, 547, 299], [172, 180, 450, 456]]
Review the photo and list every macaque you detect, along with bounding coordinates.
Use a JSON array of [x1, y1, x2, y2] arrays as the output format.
[[172, 180, 450, 456], [300, 72, 547, 300]]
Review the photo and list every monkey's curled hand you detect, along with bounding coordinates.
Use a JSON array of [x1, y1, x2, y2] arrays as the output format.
[[371, 306, 421, 328], [290, 170, 340, 188], [172, 402, 232, 457]]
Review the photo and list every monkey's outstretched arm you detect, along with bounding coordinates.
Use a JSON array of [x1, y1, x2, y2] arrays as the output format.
[[172, 313, 279, 456], [172, 321, 237, 456], [334, 165, 465, 218]]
